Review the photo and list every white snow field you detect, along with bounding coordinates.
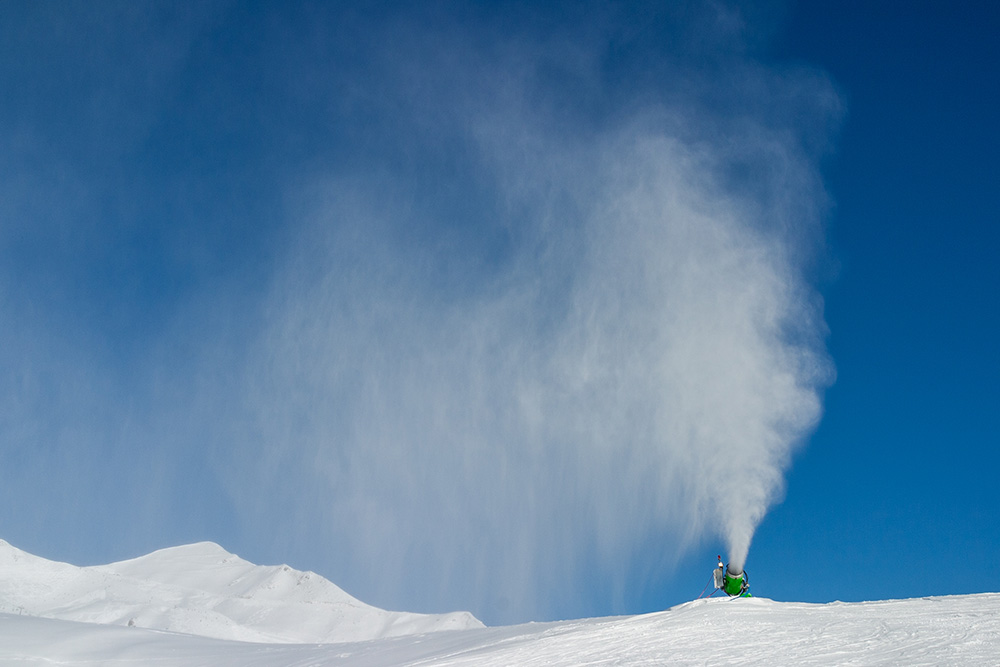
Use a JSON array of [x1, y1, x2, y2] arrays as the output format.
[[2, 540, 999, 666]]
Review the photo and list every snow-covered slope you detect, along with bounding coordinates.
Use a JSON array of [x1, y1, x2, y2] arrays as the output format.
[[2, 539, 998, 665], [2, 592, 999, 665], [0, 539, 482, 643]]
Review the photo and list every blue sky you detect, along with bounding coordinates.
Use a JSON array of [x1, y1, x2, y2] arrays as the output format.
[[751, 0, 1000, 604], [1, 1, 997, 625]]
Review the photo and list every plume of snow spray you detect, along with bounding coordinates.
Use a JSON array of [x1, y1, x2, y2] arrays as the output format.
[[220, 5, 839, 622], [0, 2, 837, 618], [238, 136, 833, 621]]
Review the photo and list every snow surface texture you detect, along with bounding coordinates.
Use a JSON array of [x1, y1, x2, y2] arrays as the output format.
[[2, 541, 999, 665], [0, 539, 481, 644], [2, 594, 999, 666]]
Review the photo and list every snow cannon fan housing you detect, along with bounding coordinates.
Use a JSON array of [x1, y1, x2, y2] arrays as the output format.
[[723, 565, 750, 597]]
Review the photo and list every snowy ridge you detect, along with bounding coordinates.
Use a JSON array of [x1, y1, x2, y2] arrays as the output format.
[[0, 539, 482, 643]]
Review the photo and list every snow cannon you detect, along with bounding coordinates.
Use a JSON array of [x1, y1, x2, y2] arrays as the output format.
[[722, 565, 750, 597]]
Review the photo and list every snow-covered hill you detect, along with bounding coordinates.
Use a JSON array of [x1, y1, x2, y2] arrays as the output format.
[[1, 539, 998, 665], [0, 539, 481, 644]]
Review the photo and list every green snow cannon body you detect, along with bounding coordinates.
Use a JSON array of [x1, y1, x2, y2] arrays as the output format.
[[723, 565, 751, 597]]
